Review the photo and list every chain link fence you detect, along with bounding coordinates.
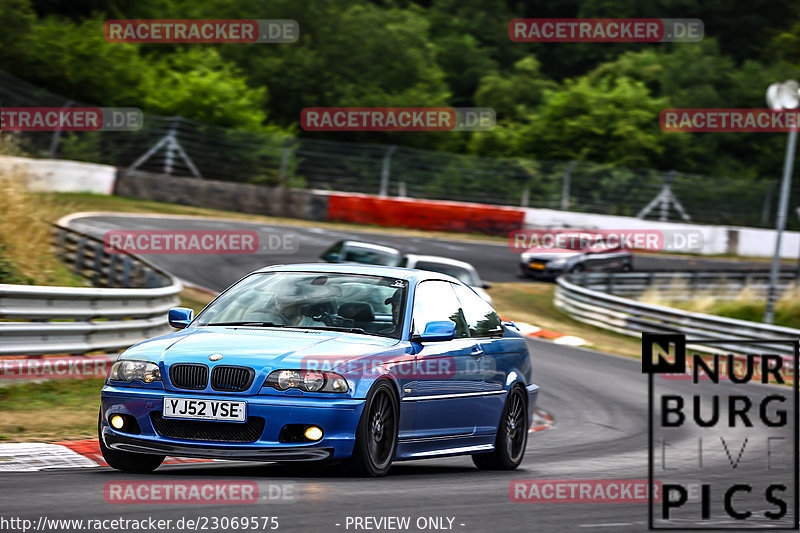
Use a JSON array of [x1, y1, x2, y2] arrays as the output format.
[[0, 69, 794, 228]]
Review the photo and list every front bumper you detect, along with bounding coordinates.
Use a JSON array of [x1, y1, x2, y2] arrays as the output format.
[[520, 262, 564, 280], [102, 431, 334, 461], [100, 385, 366, 461]]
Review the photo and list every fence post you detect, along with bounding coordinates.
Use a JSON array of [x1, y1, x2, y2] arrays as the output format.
[[561, 161, 575, 211], [48, 100, 73, 158], [379, 145, 397, 197], [279, 137, 292, 183], [521, 188, 530, 207], [761, 181, 777, 227]]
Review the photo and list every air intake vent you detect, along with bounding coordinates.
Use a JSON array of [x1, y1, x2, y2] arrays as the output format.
[[211, 366, 254, 392], [169, 363, 208, 390], [150, 412, 265, 443]]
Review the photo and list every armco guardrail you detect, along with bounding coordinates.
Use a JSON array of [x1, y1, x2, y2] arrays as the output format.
[[555, 273, 800, 358], [0, 225, 181, 356], [576, 271, 797, 300]]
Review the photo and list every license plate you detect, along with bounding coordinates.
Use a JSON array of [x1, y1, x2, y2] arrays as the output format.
[[528, 262, 546, 270], [163, 397, 246, 422]]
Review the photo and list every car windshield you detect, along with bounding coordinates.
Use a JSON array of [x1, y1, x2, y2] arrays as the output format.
[[413, 261, 478, 286], [193, 272, 408, 339], [343, 245, 402, 266]]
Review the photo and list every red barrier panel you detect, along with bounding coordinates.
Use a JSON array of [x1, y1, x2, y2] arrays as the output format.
[[326, 194, 524, 235]]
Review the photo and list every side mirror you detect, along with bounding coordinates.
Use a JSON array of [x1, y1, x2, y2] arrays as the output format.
[[414, 320, 456, 343], [168, 307, 194, 329], [481, 281, 491, 289]]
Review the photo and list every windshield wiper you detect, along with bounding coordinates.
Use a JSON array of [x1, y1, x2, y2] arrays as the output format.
[[297, 326, 367, 335], [207, 321, 285, 327]]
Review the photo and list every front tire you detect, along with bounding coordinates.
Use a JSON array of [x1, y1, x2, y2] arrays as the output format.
[[472, 386, 528, 470], [98, 412, 164, 473], [343, 381, 399, 477]]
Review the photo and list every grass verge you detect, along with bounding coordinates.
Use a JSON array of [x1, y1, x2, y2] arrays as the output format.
[[0, 379, 103, 442], [0, 172, 85, 286], [642, 285, 800, 329], [489, 282, 643, 358]]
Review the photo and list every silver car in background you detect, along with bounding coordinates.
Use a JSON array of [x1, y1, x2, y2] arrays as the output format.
[[400, 254, 493, 305], [320, 241, 493, 305]]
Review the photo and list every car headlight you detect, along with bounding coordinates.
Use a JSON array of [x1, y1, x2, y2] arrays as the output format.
[[266, 369, 349, 393], [107, 360, 161, 384]]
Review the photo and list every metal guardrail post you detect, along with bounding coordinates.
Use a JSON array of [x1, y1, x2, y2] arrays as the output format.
[[121, 257, 132, 288], [92, 241, 104, 286], [108, 252, 119, 287], [73, 237, 86, 275]]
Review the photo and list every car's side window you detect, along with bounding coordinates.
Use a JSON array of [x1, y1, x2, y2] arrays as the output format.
[[452, 284, 503, 337], [412, 280, 469, 338]]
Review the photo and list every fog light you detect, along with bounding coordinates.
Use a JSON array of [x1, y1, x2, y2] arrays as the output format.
[[110, 415, 125, 430], [304, 426, 323, 441]]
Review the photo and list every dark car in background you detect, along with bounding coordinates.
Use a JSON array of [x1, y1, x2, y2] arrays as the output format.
[[320, 240, 403, 266]]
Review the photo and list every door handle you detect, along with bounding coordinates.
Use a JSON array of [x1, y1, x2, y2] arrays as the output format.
[[470, 346, 484, 358]]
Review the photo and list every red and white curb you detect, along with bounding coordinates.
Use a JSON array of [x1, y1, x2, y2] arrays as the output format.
[[0, 439, 214, 472], [514, 321, 589, 347], [530, 407, 555, 433]]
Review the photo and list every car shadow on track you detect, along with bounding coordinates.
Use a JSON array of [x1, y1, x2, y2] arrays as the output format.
[[91, 460, 510, 479]]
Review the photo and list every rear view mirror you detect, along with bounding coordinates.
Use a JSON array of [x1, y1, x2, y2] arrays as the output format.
[[168, 307, 194, 329], [414, 320, 456, 343]]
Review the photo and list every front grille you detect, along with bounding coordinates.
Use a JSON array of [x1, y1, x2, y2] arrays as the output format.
[[150, 412, 265, 443], [169, 364, 208, 390], [211, 365, 254, 392]]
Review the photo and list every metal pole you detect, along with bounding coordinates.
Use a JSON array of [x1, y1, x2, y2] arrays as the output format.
[[764, 128, 798, 323], [378, 145, 396, 197], [164, 118, 179, 175]]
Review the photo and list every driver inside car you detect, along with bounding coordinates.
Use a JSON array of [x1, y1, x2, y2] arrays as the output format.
[[264, 285, 326, 327], [377, 289, 403, 335]]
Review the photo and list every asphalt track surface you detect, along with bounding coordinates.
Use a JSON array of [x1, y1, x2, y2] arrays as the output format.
[[0, 214, 794, 532], [67, 214, 787, 291]]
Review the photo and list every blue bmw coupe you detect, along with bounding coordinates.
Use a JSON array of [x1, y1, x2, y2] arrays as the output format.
[[99, 264, 539, 476]]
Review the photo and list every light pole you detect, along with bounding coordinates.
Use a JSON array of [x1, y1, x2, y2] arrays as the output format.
[[763, 80, 800, 324]]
